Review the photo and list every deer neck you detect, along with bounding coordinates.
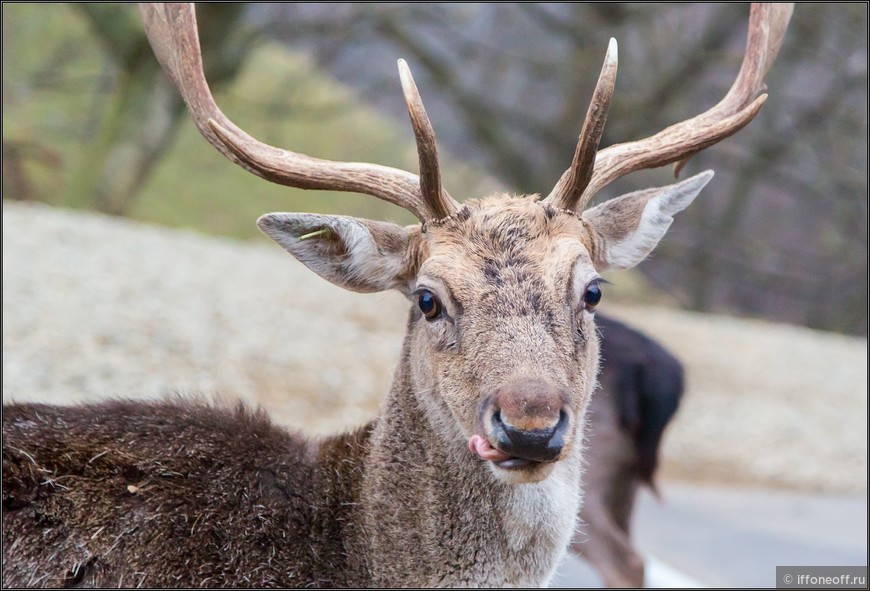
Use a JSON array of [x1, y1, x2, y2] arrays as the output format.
[[357, 317, 585, 587]]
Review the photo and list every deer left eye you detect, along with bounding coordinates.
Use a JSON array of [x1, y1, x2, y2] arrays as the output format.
[[583, 282, 603, 310], [417, 290, 442, 320]]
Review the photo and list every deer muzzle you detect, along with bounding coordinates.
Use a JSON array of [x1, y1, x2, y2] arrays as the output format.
[[472, 378, 572, 468], [490, 408, 569, 463]]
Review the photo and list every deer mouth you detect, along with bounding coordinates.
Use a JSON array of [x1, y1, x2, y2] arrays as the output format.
[[467, 434, 544, 470]]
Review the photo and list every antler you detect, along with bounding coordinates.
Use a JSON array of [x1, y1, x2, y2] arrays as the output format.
[[546, 38, 618, 212], [139, 3, 459, 222], [545, 3, 793, 212], [397, 59, 458, 220]]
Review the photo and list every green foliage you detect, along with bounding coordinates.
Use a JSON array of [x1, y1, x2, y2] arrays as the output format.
[[3, 4, 110, 203], [2, 5, 497, 239]]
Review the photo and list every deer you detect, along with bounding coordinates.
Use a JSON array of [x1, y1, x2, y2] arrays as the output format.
[[573, 314, 685, 587], [2, 3, 792, 587]]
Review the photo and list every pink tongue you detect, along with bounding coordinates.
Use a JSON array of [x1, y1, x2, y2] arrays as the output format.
[[468, 434, 512, 462]]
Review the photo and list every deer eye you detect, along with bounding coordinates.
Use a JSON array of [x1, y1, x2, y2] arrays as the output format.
[[583, 282, 603, 311], [417, 290, 442, 320]]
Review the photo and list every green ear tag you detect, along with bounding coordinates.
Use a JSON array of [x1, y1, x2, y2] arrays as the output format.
[[298, 228, 332, 241]]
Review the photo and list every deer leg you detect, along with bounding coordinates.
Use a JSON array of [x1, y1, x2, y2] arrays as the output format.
[[573, 500, 645, 588]]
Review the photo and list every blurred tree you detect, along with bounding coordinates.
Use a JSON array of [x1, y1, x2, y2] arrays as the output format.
[[257, 3, 867, 336], [2, 139, 62, 202], [65, 4, 254, 215], [2, 3, 865, 336]]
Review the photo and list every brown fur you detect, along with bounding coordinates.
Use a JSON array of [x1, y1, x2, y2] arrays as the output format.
[[3, 399, 371, 588]]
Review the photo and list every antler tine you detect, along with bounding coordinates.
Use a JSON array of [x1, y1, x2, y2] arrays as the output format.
[[544, 38, 618, 212], [398, 60, 460, 220], [558, 3, 794, 209], [669, 2, 793, 177], [138, 3, 440, 222]]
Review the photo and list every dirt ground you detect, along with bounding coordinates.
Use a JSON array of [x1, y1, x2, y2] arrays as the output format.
[[3, 201, 866, 494]]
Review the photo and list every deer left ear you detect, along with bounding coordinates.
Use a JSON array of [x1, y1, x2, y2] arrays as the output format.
[[581, 170, 714, 271], [257, 213, 419, 294]]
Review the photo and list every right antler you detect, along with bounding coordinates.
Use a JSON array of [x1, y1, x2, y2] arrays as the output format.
[[139, 3, 459, 222], [546, 3, 793, 213]]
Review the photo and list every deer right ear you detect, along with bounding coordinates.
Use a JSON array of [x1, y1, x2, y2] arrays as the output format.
[[581, 171, 714, 271], [258, 213, 418, 294]]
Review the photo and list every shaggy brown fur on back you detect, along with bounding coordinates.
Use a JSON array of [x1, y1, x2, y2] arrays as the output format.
[[2, 399, 372, 588]]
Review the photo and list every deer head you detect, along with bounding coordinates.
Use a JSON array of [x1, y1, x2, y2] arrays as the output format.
[[139, 3, 792, 486]]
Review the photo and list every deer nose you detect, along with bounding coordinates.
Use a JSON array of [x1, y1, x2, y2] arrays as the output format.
[[480, 377, 572, 463], [490, 409, 569, 462]]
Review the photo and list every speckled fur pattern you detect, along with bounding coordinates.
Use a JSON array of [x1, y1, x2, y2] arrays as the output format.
[[360, 342, 585, 587]]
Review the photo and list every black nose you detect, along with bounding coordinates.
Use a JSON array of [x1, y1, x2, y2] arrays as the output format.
[[490, 409, 569, 462]]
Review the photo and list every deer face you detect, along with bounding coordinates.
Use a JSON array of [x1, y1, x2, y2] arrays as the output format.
[[409, 198, 598, 484], [258, 171, 711, 484]]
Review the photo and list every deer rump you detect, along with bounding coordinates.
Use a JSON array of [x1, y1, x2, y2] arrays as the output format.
[[596, 315, 683, 488]]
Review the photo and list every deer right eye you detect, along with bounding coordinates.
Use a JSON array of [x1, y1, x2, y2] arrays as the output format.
[[583, 282, 603, 310], [417, 290, 442, 320]]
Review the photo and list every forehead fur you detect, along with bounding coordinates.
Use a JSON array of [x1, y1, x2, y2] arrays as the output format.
[[423, 194, 590, 260], [416, 194, 598, 321]]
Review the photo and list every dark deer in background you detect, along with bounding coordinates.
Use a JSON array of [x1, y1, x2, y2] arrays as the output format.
[[2, 3, 791, 587], [574, 315, 685, 587]]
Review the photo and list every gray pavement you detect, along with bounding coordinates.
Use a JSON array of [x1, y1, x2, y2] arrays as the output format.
[[550, 481, 867, 588]]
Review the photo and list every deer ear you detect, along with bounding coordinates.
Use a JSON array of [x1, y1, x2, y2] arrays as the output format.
[[581, 171, 714, 271], [257, 213, 417, 294]]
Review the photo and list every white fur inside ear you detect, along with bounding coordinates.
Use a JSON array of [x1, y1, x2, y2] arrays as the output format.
[[257, 213, 409, 293], [655, 170, 714, 216], [605, 170, 713, 270]]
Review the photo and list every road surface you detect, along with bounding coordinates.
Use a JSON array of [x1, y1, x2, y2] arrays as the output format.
[[551, 481, 867, 588]]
